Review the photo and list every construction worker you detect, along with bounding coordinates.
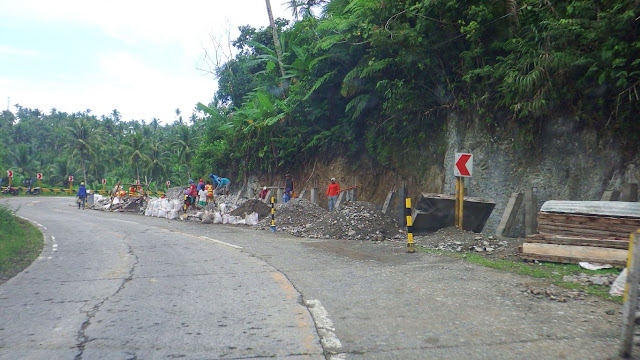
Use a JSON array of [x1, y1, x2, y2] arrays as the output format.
[[128, 185, 136, 197], [205, 180, 214, 204], [217, 176, 231, 195], [326, 177, 340, 211], [77, 182, 87, 210]]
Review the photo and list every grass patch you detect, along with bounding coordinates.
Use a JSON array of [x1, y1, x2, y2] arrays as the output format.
[[0, 204, 44, 281], [420, 247, 622, 302]]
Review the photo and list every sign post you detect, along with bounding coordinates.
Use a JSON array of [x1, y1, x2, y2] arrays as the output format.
[[166, 180, 170, 191], [37, 173, 43, 188], [102, 178, 107, 191], [69, 175, 74, 192], [454, 153, 473, 230], [7, 170, 13, 186]]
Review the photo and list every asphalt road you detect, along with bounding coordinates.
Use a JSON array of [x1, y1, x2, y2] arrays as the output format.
[[0, 197, 627, 359]]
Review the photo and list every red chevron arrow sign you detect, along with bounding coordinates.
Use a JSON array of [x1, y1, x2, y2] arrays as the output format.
[[454, 153, 473, 177]]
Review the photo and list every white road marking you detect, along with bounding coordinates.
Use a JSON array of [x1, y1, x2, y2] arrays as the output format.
[[107, 219, 139, 225], [198, 236, 243, 249], [305, 299, 344, 359]]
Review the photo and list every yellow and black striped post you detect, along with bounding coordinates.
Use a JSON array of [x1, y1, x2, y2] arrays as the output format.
[[455, 177, 464, 230], [406, 197, 415, 253], [270, 196, 276, 232]]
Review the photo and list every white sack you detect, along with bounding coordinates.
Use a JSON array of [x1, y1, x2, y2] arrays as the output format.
[[213, 212, 222, 224], [610, 268, 627, 297], [245, 212, 259, 226], [167, 209, 179, 220]]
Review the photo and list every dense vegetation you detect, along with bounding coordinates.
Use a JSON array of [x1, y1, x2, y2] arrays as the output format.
[[0, 204, 43, 281], [199, 0, 639, 177], [2, 0, 638, 187]]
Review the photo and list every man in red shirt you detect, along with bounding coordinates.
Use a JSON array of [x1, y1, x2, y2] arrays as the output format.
[[326, 177, 340, 211]]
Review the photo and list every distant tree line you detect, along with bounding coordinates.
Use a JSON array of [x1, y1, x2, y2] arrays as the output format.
[[0, 106, 204, 189]]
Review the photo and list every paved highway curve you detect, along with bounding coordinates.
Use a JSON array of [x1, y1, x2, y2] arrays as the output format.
[[0, 197, 323, 359], [0, 197, 625, 359]]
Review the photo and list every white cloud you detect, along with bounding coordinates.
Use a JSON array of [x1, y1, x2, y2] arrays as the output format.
[[0, 45, 39, 56], [0, 0, 293, 123]]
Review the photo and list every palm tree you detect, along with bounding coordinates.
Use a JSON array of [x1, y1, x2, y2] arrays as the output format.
[[122, 132, 151, 182], [47, 156, 77, 188], [265, 0, 286, 78], [147, 140, 169, 183], [11, 143, 37, 178], [66, 117, 99, 185], [173, 125, 199, 180]]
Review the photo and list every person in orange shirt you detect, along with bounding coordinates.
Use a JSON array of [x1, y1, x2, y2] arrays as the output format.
[[326, 177, 340, 211], [205, 181, 214, 204]]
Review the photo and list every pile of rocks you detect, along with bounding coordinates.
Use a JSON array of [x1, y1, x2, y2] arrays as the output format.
[[561, 273, 618, 287], [522, 286, 586, 302], [230, 199, 271, 219], [414, 227, 511, 254], [258, 199, 403, 241], [305, 201, 402, 241], [258, 198, 327, 233]]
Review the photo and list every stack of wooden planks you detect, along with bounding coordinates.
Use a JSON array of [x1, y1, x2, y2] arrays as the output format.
[[520, 201, 640, 266]]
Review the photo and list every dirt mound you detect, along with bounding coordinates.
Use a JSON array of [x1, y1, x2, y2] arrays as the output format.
[[260, 199, 403, 241], [259, 198, 327, 229], [230, 199, 271, 218], [306, 201, 403, 241]]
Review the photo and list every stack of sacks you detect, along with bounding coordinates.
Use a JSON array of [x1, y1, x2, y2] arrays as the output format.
[[145, 198, 181, 219]]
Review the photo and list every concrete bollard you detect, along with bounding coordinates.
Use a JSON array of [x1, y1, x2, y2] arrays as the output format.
[[496, 192, 524, 238], [277, 188, 284, 204], [524, 188, 538, 236], [382, 190, 395, 214], [621, 184, 638, 202]]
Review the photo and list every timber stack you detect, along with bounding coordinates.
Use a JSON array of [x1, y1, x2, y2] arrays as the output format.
[[520, 201, 640, 266]]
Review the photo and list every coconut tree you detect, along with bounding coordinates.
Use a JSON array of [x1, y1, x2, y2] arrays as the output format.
[[172, 125, 199, 180], [147, 140, 169, 183], [122, 131, 151, 182], [265, 0, 286, 78], [66, 117, 99, 185]]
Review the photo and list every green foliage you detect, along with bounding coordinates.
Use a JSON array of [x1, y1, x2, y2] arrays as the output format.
[[2, 105, 206, 189], [0, 204, 43, 280], [5, 0, 638, 186]]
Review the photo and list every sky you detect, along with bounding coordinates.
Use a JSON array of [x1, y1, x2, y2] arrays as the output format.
[[0, 0, 292, 124]]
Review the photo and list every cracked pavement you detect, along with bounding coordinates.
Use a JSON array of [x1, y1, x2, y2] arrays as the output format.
[[0, 197, 626, 359]]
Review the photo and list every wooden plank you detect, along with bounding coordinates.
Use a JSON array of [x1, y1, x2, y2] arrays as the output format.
[[538, 224, 632, 239], [537, 219, 640, 233], [620, 231, 640, 357], [538, 212, 640, 226], [519, 242, 628, 266], [525, 236, 629, 249]]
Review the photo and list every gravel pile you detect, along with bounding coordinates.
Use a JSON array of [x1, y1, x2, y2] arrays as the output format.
[[561, 273, 618, 287], [259, 198, 327, 231], [305, 201, 403, 241], [414, 227, 523, 261], [259, 199, 403, 241]]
